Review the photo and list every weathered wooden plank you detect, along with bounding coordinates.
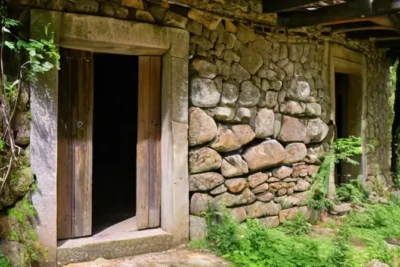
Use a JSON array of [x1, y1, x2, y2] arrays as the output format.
[[71, 50, 93, 237], [137, 56, 151, 230], [57, 49, 73, 239], [262, 0, 321, 13], [148, 57, 161, 228]]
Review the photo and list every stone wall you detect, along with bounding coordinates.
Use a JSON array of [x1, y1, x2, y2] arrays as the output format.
[[366, 50, 393, 190], [187, 21, 331, 239]]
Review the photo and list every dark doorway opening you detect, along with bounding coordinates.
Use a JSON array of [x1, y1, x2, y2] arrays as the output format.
[[92, 53, 139, 234], [335, 72, 363, 184]]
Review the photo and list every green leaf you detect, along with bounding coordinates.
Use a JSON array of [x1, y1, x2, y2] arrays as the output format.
[[0, 141, 4, 151], [4, 41, 15, 50]]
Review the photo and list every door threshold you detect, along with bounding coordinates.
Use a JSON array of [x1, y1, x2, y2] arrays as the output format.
[[57, 228, 172, 266]]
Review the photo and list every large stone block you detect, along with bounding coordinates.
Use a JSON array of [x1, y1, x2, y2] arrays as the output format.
[[286, 77, 311, 101], [279, 206, 311, 222], [248, 172, 269, 188], [272, 166, 293, 179], [244, 201, 281, 218], [190, 216, 206, 241], [238, 81, 261, 107], [188, 9, 222, 31], [213, 188, 256, 207], [259, 216, 280, 228], [163, 10, 188, 29], [255, 108, 274, 138], [189, 172, 225, 192], [191, 59, 218, 79], [225, 178, 247, 193], [277, 116, 307, 142], [220, 83, 239, 106], [284, 143, 307, 164], [230, 63, 251, 84], [190, 77, 220, 107], [211, 125, 255, 152], [236, 25, 256, 44], [190, 193, 213, 215], [243, 140, 286, 171], [221, 155, 249, 178], [189, 147, 222, 174], [240, 52, 263, 75], [189, 108, 217, 146], [305, 118, 329, 144]]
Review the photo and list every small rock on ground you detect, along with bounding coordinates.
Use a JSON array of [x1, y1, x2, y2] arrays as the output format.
[[64, 248, 230, 267]]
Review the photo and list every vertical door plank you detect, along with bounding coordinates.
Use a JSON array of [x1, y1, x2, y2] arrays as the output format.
[[57, 49, 93, 239], [148, 57, 161, 228], [72, 50, 93, 237], [57, 49, 73, 239], [137, 57, 151, 230]]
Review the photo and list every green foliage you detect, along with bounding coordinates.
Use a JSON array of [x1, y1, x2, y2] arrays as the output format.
[[336, 179, 370, 204], [389, 60, 398, 143], [333, 136, 362, 165], [306, 156, 334, 211], [282, 212, 313, 236], [0, 250, 11, 267]]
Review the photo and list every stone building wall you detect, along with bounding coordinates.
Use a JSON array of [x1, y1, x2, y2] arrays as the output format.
[[366, 51, 393, 190], [187, 21, 331, 237], [7, 0, 395, 246]]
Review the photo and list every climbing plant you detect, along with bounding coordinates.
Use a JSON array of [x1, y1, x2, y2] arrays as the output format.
[[0, 4, 59, 194]]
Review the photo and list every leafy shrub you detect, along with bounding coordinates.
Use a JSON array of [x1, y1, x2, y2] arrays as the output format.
[[282, 212, 313, 236], [336, 179, 370, 204]]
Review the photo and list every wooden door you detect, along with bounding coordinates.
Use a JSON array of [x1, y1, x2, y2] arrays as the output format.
[[136, 56, 161, 230], [57, 49, 94, 239]]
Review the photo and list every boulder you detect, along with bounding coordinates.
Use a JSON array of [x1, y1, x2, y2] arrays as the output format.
[[238, 81, 260, 107], [279, 206, 311, 222], [221, 155, 249, 178], [305, 103, 322, 117], [259, 216, 280, 228], [272, 166, 293, 179], [224, 50, 241, 64], [256, 192, 275, 202], [252, 183, 270, 195], [190, 172, 225, 192], [189, 108, 217, 146], [187, 20, 203, 36], [280, 100, 305, 116], [305, 118, 329, 144], [230, 63, 251, 84], [214, 188, 256, 207], [236, 25, 256, 44], [294, 180, 311, 192], [190, 77, 220, 107], [189, 147, 222, 174], [190, 193, 212, 215], [255, 108, 274, 138], [278, 116, 307, 142], [366, 260, 389, 267], [190, 216, 206, 241], [191, 59, 218, 79], [240, 52, 263, 75], [206, 107, 236, 122], [14, 112, 30, 146], [243, 140, 286, 171], [248, 172, 269, 188], [286, 77, 311, 101], [232, 125, 256, 146], [225, 178, 247, 193], [329, 203, 352, 216], [244, 201, 281, 218], [284, 143, 307, 164], [220, 83, 239, 107], [292, 164, 309, 177], [270, 80, 283, 91], [210, 184, 227, 196], [265, 91, 278, 109], [230, 207, 247, 223]]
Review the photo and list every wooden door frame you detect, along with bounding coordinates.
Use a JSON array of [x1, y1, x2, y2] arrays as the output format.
[[327, 43, 368, 198], [30, 10, 189, 265]]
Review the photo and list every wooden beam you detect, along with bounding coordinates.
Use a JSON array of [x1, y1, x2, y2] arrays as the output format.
[[278, 0, 373, 28], [262, 0, 321, 13]]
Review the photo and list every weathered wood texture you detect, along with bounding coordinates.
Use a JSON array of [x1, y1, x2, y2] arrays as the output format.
[[57, 49, 93, 239], [137, 56, 162, 230]]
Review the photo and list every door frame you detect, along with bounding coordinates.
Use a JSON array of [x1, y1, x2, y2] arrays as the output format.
[[30, 10, 189, 265], [327, 43, 368, 197]]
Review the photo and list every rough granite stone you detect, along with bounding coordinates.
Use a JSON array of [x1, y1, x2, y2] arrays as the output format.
[[278, 116, 307, 142], [259, 216, 280, 228], [243, 140, 286, 171], [190, 193, 212, 215], [256, 191, 275, 202], [210, 184, 228, 196], [190, 77, 220, 108], [284, 143, 308, 164], [191, 59, 218, 79], [189, 172, 225, 192], [238, 81, 261, 107], [230, 63, 251, 84], [225, 178, 247, 193], [240, 52, 263, 75], [255, 108, 275, 138], [272, 166, 293, 179], [163, 10, 188, 29], [230, 207, 247, 223], [189, 108, 217, 146], [305, 118, 329, 144], [221, 155, 249, 178], [248, 172, 269, 188], [220, 83, 239, 106], [244, 201, 281, 218], [189, 147, 222, 174], [213, 188, 256, 207]]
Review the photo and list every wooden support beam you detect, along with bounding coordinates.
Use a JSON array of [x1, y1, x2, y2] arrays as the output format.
[[278, 0, 373, 28], [262, 0, 321, 13]]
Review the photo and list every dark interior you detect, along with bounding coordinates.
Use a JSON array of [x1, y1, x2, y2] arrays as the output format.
[[92, 53, 139, 234], [335, 73, 349, 184]]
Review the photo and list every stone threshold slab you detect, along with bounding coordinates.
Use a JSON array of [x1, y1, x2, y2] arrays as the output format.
[[57, 228, 172, 266]]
